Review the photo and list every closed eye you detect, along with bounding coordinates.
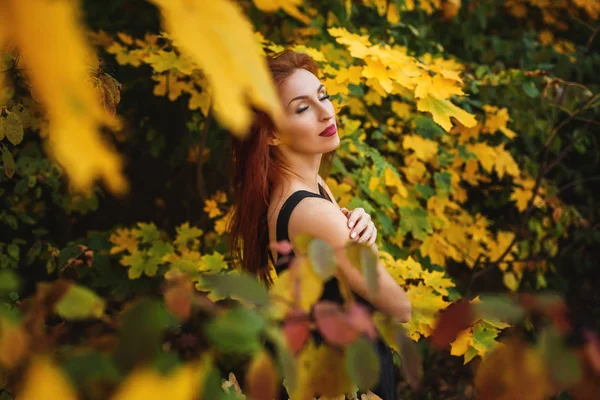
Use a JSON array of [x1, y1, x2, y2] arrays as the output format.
[[295, 94, 330, 114]]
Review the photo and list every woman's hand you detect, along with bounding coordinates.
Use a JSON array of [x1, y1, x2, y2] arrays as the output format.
[[340, 207, 377, 246]]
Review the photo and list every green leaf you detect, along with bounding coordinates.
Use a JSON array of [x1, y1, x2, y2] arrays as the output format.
[[7, 243, 19, 261], [2, 148, 15, 179], [114, 299, 177, 372], [55, 284, 106, 320], [201, 272, 269, 306], [345, 242, 379, 298], [5, 112, 24, 145], [346, 337, 380, 391], [434, 172, 452, 192], [398, 208, 432, 241], [474, 295, 525, 324], [415, 184, 435, 200], [0, 269, 20, 294], [62, 351, 121, 389], [205, 307, 265, 356], [471, 321, 500, 354], [522, 81, 539, 98], [537, 325, 582, 386], [308, 238, 336, 280]]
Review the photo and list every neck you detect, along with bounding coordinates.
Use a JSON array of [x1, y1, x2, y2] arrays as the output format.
[[278, 150, 323, 194]]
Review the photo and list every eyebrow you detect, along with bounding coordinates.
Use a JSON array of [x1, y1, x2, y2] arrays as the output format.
[[287, 84, 325, 108]]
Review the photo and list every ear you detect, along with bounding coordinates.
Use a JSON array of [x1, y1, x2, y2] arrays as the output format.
[[268, 132, 283, 146]]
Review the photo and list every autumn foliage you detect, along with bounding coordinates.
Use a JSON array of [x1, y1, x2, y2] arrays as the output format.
[[1, 0, 599, 399]]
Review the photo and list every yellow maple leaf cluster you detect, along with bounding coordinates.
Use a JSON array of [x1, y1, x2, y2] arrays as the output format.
[[327, 27, 477, 132], [379, 253, 454, 339]]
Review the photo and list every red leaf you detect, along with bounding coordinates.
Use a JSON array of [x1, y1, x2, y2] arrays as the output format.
[[283, 309, 310, 354], [348, 303, 377, 340], [430, 299, 473, 349], [314, 301, 359, 346]]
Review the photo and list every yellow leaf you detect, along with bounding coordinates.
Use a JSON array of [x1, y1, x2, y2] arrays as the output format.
[[149, 0, 282, 136], [387, 2, 401, 23], [414, 74, 464, 100], [112, 363, 206, 400], [503, 272, 518, 292], [403, 282, 450, 340], [203, 199, 223, 219], [494, 144, 520, 179], [383, 166, 408, 198], [450, 328, 473, 357], [325, 177, 353, 208], [362, 57, 393, 93], [18, 357, 77, 400], [510, 187, 531, 212], [4, 0, 127, 195], [293, 341, 354, 399], [403, 135, 438, 162], [269, 258, 323, 319], [417, 95, 477, 131], [468, 143, 496, 173], [253, 0, 311, 24]]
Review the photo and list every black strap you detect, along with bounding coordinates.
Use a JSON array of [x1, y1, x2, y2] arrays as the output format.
[[269, 183, 332, 270]]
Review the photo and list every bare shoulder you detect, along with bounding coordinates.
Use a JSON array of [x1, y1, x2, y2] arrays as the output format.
[[288, 196, 351, 248]]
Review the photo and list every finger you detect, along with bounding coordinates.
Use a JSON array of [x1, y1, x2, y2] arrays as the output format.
[[340, 207, 349, 216], [358, 225, 374, 243], [367, 227, 377, 245], [347, 209, 366, 229], [350, 218, 369, 240]]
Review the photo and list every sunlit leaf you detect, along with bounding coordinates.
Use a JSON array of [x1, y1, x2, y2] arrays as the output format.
[[148, 0, 283, 136], [54, 284, 105, 320], [3, 0, 127, 194], [17, 357, 77, 400]]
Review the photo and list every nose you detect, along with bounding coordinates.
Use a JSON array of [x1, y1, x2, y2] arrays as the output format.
[[317, 102, 334, 122]]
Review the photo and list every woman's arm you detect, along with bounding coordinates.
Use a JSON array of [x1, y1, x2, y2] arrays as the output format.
[[288, 197, 412, 323]]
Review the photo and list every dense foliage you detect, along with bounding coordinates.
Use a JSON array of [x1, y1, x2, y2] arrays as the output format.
[[0, 0, 599, 399]]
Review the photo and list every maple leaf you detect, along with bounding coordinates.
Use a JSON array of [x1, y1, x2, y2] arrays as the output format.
[[253, 0, 311, 24], [417, 95, 477, 131], [203, 199, 222, 219], [510, 187, 532, 212], [414, 74, 465, 100], [174, 223, 204, 251], [149, 0, 283, 136], [109, 228, 139, 255], [494, 144, 520, 179], [403, 135, 439, 162]]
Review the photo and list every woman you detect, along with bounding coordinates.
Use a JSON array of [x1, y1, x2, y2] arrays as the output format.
[[228, 50, 411, 399]]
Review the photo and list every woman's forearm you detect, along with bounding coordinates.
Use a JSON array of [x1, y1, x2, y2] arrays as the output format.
[[335, 249, 412, 323]]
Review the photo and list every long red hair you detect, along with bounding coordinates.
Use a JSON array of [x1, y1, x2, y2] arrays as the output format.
[[227, 50, 335, 285]]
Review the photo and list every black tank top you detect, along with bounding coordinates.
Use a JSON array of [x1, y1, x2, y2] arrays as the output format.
[[266, 183, 398, 400]]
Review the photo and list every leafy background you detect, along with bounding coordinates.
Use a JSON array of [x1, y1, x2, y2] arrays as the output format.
[[0, 0, 599, 399]]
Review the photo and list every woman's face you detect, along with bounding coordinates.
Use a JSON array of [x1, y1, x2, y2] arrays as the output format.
[[275, 68, 339, 154]]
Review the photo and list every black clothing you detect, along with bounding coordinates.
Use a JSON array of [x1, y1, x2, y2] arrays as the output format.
[[267, 184, 397, 400]]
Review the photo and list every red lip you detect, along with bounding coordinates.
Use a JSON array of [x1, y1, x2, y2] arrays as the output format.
[[319, 124, 337, 137]]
